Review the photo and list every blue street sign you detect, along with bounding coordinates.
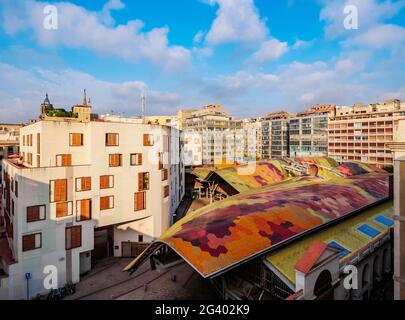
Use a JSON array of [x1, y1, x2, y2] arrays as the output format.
[[25, 272, 31, 280]]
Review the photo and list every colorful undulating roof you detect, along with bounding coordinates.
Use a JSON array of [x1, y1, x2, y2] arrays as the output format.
[[336, 162, 387, 176], [266, 201, 393, 285], [126, 172, 389, 278], [207, 160, 290, 193], [192, 167, 213, 180], [294, 157, 339, 168]]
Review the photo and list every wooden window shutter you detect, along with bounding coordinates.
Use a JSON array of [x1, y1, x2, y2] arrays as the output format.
[[71, 226, 81, 248], [62, 154, 72, 166], [100, 175, 109, 189], [138, 153, 142, 165], [100, 196, 110, 210], [81, 177, 91, 191], [22, 234, 36, 251], [135, 192, 145, 211], [54, 179, 67, 202], [138, 173, 143, 191], [79, 199, 91, 220], [37, 133, 41, 154], [143, 134, 148, 145], [27, 206, 40, 222], [56, 202, 69, 218]]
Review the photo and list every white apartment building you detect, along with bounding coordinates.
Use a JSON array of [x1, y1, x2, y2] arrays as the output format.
[[289, 105, 335, 158], [183, 104, 243, 166], [0, 124, 21, 166], [261, 112, 294, 159], [0, 95, 184, 299], [241, 118, 262, 162]]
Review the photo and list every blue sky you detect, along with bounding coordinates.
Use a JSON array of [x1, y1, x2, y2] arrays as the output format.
[[0, 0, 404, 122]]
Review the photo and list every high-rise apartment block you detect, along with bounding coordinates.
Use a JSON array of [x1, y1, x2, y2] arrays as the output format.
[[289, 105, 335, 158], [261, 112, 294, 159], [0, 94, 184, 299], [328, 99, 405, 168], [183, 104, 243, 165]]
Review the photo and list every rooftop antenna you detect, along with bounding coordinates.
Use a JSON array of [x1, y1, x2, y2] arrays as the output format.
[[141, 90, 146, 120], [83, 89, 87, 106]]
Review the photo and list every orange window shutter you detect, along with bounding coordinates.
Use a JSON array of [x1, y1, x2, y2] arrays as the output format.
[[138, 153, 142, 165], [54, 180, 67, 202], [81, 177, 91, 191], [80, 200, 91, 220], [56, 202, 68, 218], [143, 134, 147, 145], [100, 197, 109, 210], [138, 173, 143, 191], [100, 176, 108, 189]]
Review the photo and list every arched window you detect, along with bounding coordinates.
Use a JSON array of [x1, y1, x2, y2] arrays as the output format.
[[314, 270, 333, 300]]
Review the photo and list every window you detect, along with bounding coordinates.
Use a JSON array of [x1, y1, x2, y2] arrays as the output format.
[[134, 192, 146, 211], [56, 154, 72, 167], [164, 185, 169, 198], [109, 154, 122, 167], [70, 133, 83, 146], [138, 235, 143, 243], [130, 153, 142, 166], [66, 226, 82, 250], [27, 205, 46, 222], [100, 175, 114, 189], [50, 179, 67, 202], [374, 215, 394, 227], [23, 135, 25, 146], [37, 133, 41, 154], [27, 153, 33, 165], [22, 233, 42, 252], [76, 177, 91, 192], [14, 180, 18, 197], [138, 172, 150, 191], [37, 155, 40, 167], [143, 134, 154, 146], [106, 133, 119, 146], [162, 169, 168, 181], [158, 152, 164, 170], [100, 196, 114, 210], [56, 201, 73, 218], [76, 199, 91, 221]]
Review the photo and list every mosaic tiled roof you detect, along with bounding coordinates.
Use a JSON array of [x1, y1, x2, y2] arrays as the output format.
[[207, 160, 290, 193], [294, 157, 339, 168], [336, 162, 387, 176], [266, 201, 393, 285], [192, 167, 212, 180], [125, 172, 390, 278]]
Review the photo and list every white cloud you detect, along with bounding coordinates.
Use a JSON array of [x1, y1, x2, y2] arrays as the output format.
[[292, 39, 314, 50], [205, 0, 268, 45], [344, 24, 405, 48], [251, 39, 288, 62], [320, 0, 405, 39], [0, 0, 191, 71], [0, 62, 182, 122], [99, 0, 125, 26], [193, 30, 205, 45]]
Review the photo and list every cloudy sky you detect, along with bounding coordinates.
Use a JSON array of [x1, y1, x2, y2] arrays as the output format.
[[0, 0, 404, 122]]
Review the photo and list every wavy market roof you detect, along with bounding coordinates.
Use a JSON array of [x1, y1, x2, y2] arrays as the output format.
[[266, 201, 393, 285], [206, 160, 290, 193], [125, 172, 390, 278]]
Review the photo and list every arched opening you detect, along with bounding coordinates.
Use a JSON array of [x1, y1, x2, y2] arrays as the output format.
[[362, 263, 370, 286], [373, 256, 381, 283], [314, 270, 333, 300], [382, 248, 390, 274]]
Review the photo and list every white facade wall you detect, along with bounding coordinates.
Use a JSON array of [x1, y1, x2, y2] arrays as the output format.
[[0, 119, 184, 299]]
